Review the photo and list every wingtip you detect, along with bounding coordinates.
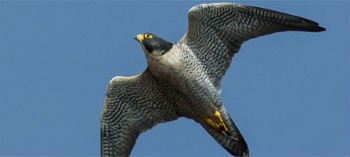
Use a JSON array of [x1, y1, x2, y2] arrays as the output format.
[[295, 20, 326, 32], [298, 17, 326, 32], [316, 26, 326, 32], [309, 25, 326, 32], [307, 21, 326, 32]]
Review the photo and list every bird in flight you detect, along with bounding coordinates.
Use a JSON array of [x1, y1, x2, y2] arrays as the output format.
[[101, 3, 325, 157]]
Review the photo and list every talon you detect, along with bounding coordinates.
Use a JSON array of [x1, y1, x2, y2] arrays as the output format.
[[205, 110, 228, 134]]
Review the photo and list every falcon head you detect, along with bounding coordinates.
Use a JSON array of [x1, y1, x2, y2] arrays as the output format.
[[135, 33, 173, 56]]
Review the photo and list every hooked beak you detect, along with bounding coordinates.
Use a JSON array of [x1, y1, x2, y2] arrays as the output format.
[[135, 34, 144, 42]]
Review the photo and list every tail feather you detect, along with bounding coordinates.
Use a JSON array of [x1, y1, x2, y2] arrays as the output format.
[[201, 106, 249, 156]]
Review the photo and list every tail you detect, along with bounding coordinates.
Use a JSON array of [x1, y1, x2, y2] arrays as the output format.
[[201, 106, 249, 157]]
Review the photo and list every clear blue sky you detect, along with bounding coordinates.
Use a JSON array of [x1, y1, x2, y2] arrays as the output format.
[[0, 1, 348, 156]]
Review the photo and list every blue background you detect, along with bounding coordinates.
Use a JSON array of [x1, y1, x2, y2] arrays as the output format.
[[0, 1, 348, 156]]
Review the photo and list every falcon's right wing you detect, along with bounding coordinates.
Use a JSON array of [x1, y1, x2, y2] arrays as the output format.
[[180, 3, 325, 89]]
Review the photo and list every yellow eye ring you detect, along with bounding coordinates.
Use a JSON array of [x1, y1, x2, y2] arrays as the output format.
[[144, 34, 153, 39]]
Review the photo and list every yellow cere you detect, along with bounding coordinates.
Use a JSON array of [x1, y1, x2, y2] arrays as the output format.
[[136, 34, 144, 42]]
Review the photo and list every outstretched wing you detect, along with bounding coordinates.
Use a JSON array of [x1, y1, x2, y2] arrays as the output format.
[[101, 71, 179, 156], [180, 3, 325, 88]]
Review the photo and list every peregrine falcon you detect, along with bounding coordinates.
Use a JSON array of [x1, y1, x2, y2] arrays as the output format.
[[101, 3, 325, 157]]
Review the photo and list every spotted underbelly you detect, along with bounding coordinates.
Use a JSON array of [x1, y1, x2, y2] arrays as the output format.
[[147, 45, 221, 118]]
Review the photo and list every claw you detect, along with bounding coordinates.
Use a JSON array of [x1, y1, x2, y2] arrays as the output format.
[[205, 110, 228, 134]]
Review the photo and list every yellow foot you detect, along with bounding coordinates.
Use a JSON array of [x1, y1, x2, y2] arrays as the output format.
[[205, 110, 229, 134]]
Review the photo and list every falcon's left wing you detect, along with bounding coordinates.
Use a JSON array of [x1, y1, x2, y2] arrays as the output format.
[[180, 3, 325, 89]]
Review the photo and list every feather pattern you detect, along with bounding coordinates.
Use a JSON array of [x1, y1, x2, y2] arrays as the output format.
[[181, 3, 325, 89]]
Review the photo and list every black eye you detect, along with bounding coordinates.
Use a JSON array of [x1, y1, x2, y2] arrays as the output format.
[[144, 34, 153, 39]]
